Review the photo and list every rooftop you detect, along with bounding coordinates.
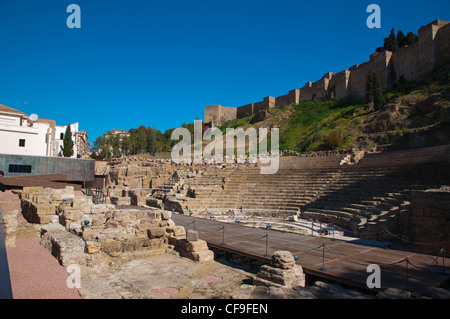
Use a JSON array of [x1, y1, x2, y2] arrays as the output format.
[[0, 104, 27, 116]]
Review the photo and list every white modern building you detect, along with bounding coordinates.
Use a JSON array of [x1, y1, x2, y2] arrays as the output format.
[[0, 104, 87, 158]]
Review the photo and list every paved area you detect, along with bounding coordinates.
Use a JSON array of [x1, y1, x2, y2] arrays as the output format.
[[6, 237, 81, 299], [0, 190, 80, 299], [0, 205, 13, 299]]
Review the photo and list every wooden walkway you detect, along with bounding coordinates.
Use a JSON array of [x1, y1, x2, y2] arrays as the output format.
[[172, 214, 450, 293]]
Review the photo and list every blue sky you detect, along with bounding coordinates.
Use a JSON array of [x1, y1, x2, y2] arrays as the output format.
[[0, 0, 449, 142]]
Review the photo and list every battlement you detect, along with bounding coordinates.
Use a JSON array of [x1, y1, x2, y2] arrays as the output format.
[[205, 19, 450, 126]]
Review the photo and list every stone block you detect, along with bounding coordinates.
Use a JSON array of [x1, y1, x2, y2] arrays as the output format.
[[42, 229, 86, 266], [101, 239, 122, 253], [271, 251, 296, 269], [168, 235, 184, 247], [166, 225, 186, 236], [179, 249, 214, 263], [140, 219, 161, 227], [254, 264, 305, 288], [185, 240, 208, 252], [186, 230, 199, 242], [146, 211, 162, 220], [86, 241, 101, 254], [192, 250, 214, 263], [39, 215, 52, 224], [49, 215, 59, 223], [91, 218, 103, 226], [2, 210, 18, 248], [161, 210, 172, 220], [90, 204, 115, 215], [147, 227, 166, 239]]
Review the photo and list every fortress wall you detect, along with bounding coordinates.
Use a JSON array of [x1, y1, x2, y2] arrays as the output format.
[[348, 61, 371, 101], [237, 103, 253, 118], [219, 105, 238, 124], [275, 93, 290, 107], [204, 104, 237, 126], [288, 89, 300, 105], [204, 104, 221, 125], [436, 22, 450, 67], [371, 50, 394, 91], [347, 50, 393, 100], [253, 100, 266, 114], [328, 70, 350, 100], [264, 96, 276, 109], [311, 77, 329, 100], [205, 20, 450, 126], [299, 82, 314, 102], [417, 20, 443, 79], [391, 42, 420, 82]]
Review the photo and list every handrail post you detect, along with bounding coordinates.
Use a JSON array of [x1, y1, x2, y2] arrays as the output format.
[[320, 244, 327, 272], [405, 258, 409, 292], [442, 248, 446, 274], [221, 226, 225, 245], [264, 233, 269, 257]]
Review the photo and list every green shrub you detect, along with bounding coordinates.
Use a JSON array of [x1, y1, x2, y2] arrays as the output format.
[[324, 132, 343, 149]]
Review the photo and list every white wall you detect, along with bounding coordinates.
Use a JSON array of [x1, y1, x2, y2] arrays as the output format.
[[0, 114, 52, 156], [53, 122, 79, 158]]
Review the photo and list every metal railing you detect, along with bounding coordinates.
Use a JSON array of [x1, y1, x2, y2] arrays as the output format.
[[83, 188, 107, 204]]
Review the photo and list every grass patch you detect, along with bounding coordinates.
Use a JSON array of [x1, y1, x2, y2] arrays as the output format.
[[279, 99, 366, 152]]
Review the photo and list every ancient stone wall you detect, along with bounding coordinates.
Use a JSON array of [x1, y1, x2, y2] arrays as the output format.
[[204, 20, 450, 126], [411, 188, 450, 255]]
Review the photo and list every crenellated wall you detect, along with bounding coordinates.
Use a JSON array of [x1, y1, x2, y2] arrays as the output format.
[[205, 20, 450, 126]]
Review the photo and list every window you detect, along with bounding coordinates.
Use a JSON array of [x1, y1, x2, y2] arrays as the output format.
[[60, 133, 64, 139], [19, 139, 26, 147], [8, 164, 32, 174]]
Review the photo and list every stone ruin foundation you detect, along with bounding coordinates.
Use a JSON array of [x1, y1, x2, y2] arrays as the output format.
[[18, 186, 214, 267]]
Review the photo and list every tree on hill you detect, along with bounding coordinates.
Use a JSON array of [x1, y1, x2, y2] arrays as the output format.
[[383, 28, 398, 52], [405, 32, 419, 46], [397, 30, 406, 48], [376, 28, 418, 53], [366, 71, 384, 111], [61, 125, 74, 157]]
